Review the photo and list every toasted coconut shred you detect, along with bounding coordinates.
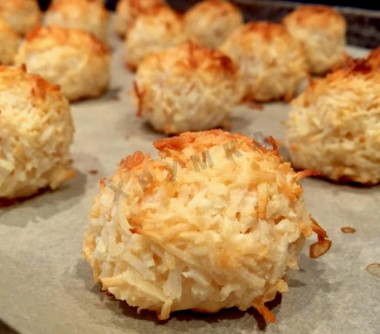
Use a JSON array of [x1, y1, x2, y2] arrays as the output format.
[[310, 217, 332, 258], [341, 227, 356, 234], [83, 130, 330, 322]]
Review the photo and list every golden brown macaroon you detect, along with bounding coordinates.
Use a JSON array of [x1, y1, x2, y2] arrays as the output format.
[[45, 0, 109, 43], [220, 22, 307, 102], [114, 0, 164, 37], [125, 5, 187, 71], [83, 129, 330, 321], [283, 5, 346, 75], [184, 0, 243, 49], [286, 60, 380, 184], [15, 26, 110, 102], [0, 19, 20, 65], [0, 65, 74, 200], [0, 0, 41, 36], [133, 42, 239, 134]]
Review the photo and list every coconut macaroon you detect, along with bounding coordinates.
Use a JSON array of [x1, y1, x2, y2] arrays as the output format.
[[286, 61, 380, 184], [0, 0, 41, 36], [83, 130, 330, 321], [283, 5, 346, 75], [0, 66, 74, 200], [125, 5, 186, 71], [114, 0, 163, 37], [133, 42, 238, 134], [0, 19, 20, 65], [15, 26, 110, 102], [220, 22, 307, 102], [185, 0, 243, 49], [45, 0, 109, 43]]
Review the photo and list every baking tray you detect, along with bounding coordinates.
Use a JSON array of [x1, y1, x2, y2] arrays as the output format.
[[0, 30, 379, 334]]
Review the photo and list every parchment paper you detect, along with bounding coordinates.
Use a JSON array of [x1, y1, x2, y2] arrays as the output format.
[[0, 30, 379, 334]]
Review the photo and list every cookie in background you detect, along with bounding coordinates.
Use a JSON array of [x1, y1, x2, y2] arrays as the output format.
[[0, 19, 20, 65], [184, 0, 243, 49], [220, 22, 307, 102], [16, 26, 111, 102], [0, 66, 74, 200], [45, 0, 109, 43], [125, 5, 186, 71], [114, 0, 164, 37], [0, 0, 41, 36], [133, 42, 239, 134], [286, 59, 380, 185], [283, 5, 346, 75]]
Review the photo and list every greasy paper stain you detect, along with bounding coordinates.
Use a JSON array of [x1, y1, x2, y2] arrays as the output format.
[[366, 263, 380, 278]]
